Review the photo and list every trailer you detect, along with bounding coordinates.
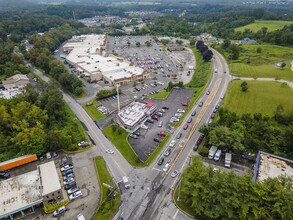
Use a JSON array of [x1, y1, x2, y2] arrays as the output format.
[[225, 153, 232, 168], [0, 154, 37, 171]]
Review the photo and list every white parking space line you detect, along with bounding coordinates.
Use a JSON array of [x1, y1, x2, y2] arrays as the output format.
[[152, 167, 162, 172], [173, 209, 179, 219]]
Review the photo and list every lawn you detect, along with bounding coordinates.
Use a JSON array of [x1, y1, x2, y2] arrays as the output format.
[[225, 44, 293, 82], [235, 20, 293, 32], [222, 80, 293, 116], [149, 90, 169, 99], [103, 124, 170, 167], [93, 156, 120, 220], [174, 185, 196, 217], [83, 99, 106, 121]]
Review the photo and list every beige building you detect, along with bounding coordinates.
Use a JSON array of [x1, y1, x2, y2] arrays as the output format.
[[3, 74, 30, 90], [64, 34, 149, 86], [38, 161, 63, 204]]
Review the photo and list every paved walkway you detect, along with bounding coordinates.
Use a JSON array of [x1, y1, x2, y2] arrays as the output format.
[[233, 77, 293, 89]]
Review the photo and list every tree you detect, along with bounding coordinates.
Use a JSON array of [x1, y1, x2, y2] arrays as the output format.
[[280, 62, 286, 69], [145, 41, 151, 47], [229, 44, 240, 60], [135, 41, 141, 47], [189, 38, 195, 46], [176, 39, 183, 45], [241, 81, 248, 92], [256, 47, 262, 53], [222, 39, 231, 50]]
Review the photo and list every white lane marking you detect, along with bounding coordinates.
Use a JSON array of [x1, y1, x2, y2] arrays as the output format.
[[173, 209, 179, 219], [152, 167, 162, 172]]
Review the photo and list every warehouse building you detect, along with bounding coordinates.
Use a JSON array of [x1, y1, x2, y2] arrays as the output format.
[[253, 151, 293, 182], [0, 161, 64, 219], [117, 101, 157, 132], [63, 34, 149, 85]]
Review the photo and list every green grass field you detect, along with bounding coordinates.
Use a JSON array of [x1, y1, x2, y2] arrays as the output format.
[[226, 44, 293, 82], [235, 20, 293, 32], [149, 90, 169, 99], [222, 80, 293, 116], [93, 156, 120, 220], [83, 99, 106, 121]]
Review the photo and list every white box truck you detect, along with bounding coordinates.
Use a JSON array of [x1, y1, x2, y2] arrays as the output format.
[[208, 146, 218, 160], [214, 149, 222, 161], [123, 176, 130, 189], [225, 153, 232, 168], [77, 213, 85, 220]]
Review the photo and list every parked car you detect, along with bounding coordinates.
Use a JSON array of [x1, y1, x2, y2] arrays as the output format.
[[181, 103, 188, 107], [52, 151, 58, 157], [151, 115, 159, 121], [169, 140, 176, 148], [175, 113, 182, 118], [0, 171, 10, 179], [187, 117, 192, 123], [157, 158, 164, 166], [63, 173, 75, 181], [164, 148, 172, 157], [146, 118, 154, 124], [191, 111, 197, 116], [163, 163, 170, 172], [129, 134, 138, 139], [208, 119, 213, 125], [162, 106, 169, 110], [53, 206, 66, 217], [177, 109, 185, 113], [158, 121, 163, 127], [154, 138, 162, 143], [196, 134, 205, 146], [65, 182, 76, 190], [157, 132, 166, 137], [199, 101, 204, 107], [64, 178, 75, 185], [156, 112, 163, 117], [159, 109, 166, 113], [176, 133, 182, 139], [67, 186, 80, 195], [133, 131, 141, 136], [78, 141, 89, 147], [46, 152, 52, 159], [62, 169, 73, 176], [211, 113, 216, 119], [171, 117, 179, 122], [183, 124, 189, 130], [61, 164, 73, 172], [69, 190, 82, 200], [171, 170, 179, 178]]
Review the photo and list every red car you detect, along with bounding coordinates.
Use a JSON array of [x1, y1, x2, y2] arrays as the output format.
[[181, 103, 189, 107], [151, 115, 159, 121], [183, 124, 189, 130], [157, 132, 167, 137], [196, 134, 205, 145]]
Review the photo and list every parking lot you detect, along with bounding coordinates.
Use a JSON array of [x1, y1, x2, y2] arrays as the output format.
[[128, 88, 195, 161]]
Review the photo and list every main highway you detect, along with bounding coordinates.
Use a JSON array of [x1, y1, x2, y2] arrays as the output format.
[[28, 48, 232, 220]]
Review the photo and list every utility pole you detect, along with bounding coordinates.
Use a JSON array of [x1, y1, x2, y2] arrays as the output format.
[[117, 83, 120, 112], [177, 179, 182, 201], [72, 11, 76, 20]]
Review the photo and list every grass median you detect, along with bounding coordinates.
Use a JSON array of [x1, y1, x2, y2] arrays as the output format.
[[103, 124, 170, 167], [83, 99, 106, 121], [149, 90, 169, 99], [93, 156, 121, 220]]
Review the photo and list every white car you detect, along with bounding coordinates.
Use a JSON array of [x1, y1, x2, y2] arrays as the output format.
[[175, 113, 182, 118], [60, 164, 73, 171], [171, 170, 179, 178], [53, 206, 66, 217], [169, 140, 176, 148], [177, 109, 185, 113], [69, 190, 82, 200], [63, 173, 74, 181], [67, 186, 80, 195], [171, 117, 179, 122], [163, 163, 170, 172], [106, 149, 114, 154]]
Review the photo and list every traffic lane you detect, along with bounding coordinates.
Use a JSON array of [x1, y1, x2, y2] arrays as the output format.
[[62, 93, 132, 182]]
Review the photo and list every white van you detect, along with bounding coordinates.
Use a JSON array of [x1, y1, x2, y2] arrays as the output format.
[[214, 149, 222, 161], [77, 213, 85, 220], [123, 176, 130, 189]]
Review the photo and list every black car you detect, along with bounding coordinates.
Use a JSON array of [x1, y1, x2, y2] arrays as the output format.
[[146, 118, 154, 124], [191, 111, 197, 116], [193, 144, 199, 151], [211, 113, 216, 119], [162, 106, 169, 110], [199, 102, 204, 107], [0, 171, 10, 179], [157, 157, 164, 166], [154, 137, 162, 143], [65, 182, 76, 190], [133, 131, 141, 136]]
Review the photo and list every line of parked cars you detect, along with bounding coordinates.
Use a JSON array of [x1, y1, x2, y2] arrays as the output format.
[[60, 162, 83, 201]]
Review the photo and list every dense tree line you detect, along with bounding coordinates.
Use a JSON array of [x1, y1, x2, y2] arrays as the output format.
[[199, 107, 293, 159], [196, 40, 213, 62], [180, 156, 293, 220], [0, 83, 86, 162]]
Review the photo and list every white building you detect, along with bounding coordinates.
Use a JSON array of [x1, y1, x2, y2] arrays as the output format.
[[117, 101, 157, 132], [63, 34, 149, 85]]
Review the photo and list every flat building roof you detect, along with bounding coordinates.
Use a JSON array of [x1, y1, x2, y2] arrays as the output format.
[[254, 151, 293, 182], [0, 170, 42, 218], [38, 161, 61, 196]]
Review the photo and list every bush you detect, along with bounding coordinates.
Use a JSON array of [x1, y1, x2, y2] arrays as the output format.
[[198, 145, 209, 157]]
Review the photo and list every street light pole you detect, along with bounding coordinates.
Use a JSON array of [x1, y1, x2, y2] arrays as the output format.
[[116, 83, 120, 112]]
